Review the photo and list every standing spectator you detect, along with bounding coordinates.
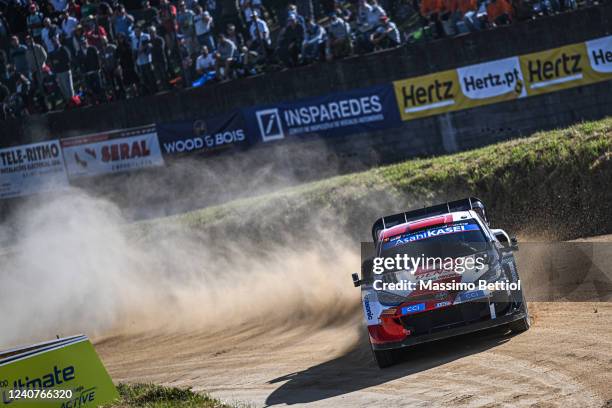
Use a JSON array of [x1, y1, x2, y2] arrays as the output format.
[[325, 11, 352, 60], [177, 1, 195, 53], [61, 11, 78, 46], [159, 0, 178, 60], [48, 36, 74, 101], [41, 18, 59, 53], [195, 44, 215, 76], [215, 32, 236, 81], [302, 18, 325, 63], [26, 3, 44, 43], [4, 64, 31, 118], [100, 36, 124, 99], [149, 26, 168, 89], [177, 36, 194, 85], [132, 24, 157, 94], [25, 35, 47, 87], [117, 33, 139, 95], [78, 38, 104, 102], [194, 7, 214, 51], [248, 12, 271, 59], [113, 6, 134, 39], [9, 36, 28, 76], [97, 1, 114, 41], [369, 15, 400, 49], [277, 14, 303, 67], [84, 16, 108, 49]]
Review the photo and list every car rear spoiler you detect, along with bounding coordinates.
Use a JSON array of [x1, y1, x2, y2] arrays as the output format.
[[371, 197, 487, 242]]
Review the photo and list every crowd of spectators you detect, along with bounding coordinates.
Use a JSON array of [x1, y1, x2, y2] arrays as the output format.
[[0, 0, 595, 118]]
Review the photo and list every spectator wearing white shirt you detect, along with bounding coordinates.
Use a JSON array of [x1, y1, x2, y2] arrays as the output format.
[[194, 7, 215, 51], [326, 11, 352, 60], [302, 18, 325, 63], [195, 45, 215, 75], [215, 33, 236, 80], [131, 25, 156, 94], [248, 12, 271, 54], [366, 0, 386, 28], [370, 15, 400, 49]]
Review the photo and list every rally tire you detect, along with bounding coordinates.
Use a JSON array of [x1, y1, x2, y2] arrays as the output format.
[[509, 315, 530, 333], [372, 347, 399, 369]]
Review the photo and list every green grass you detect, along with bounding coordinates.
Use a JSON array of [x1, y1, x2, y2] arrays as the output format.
[[146, 118, 612, 241], [105, 384, 233, 408]]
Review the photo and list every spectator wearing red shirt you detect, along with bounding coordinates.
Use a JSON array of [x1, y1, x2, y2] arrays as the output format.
[[84, 16, 107, 49]]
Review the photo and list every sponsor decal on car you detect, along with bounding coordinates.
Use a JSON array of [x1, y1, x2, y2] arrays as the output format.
[[458, 290, 486, 302], [383, 223, 481, 249], [401, 303, 426, 315]]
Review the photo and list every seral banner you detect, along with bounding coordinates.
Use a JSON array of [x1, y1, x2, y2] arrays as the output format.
[[0, 140, 69, 199], [0, 335, 118, 407], [61, 125, 164, 178]]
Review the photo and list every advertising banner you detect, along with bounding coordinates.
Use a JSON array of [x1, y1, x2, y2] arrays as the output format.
[[393, 69, 462, 121], [393, 35, 612, 121], [61, 125, 164, 178], [0, 141, 69, 199], [157, 110, 250, 156], [584, 35, 612, 79], [242, 84, 401, 143], [520, 42, 589, 96], [0, 335, 118, 407], [457, 56, 527, 102]]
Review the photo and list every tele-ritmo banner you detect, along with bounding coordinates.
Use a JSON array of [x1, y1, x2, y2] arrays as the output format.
[[394, 35, 612, 121]]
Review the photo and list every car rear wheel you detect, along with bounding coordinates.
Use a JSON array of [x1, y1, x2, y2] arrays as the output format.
[[509, 316, 530, 333], [372, 347, 399, 369]]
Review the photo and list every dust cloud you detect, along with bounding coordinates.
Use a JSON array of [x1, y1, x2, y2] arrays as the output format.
[[0, 188, 360, 349]]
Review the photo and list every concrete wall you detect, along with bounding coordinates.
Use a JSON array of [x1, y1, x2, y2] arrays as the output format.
[[1, 4, 612, 166]]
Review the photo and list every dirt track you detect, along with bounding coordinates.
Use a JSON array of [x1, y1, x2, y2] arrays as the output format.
[[96, 238, 612, 407]]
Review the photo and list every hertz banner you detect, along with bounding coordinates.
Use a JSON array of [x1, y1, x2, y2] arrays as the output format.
[[394, 35, 612, 120], [0, 335, 118, 407]]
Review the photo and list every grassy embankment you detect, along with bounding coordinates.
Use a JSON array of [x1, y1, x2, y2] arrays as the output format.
[[162, 118, 612, 241], [105, 384, 236, 408]]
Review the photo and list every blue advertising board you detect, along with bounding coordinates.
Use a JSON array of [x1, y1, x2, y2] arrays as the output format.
[[242, 84, 402, 143], [156, 110, 250, 156]]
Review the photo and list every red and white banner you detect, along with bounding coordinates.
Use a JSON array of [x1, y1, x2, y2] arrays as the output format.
[[61, 125, 164, 178]]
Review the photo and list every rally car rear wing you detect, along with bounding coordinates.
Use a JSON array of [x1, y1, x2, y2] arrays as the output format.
[[371, 197, 488, 242]]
